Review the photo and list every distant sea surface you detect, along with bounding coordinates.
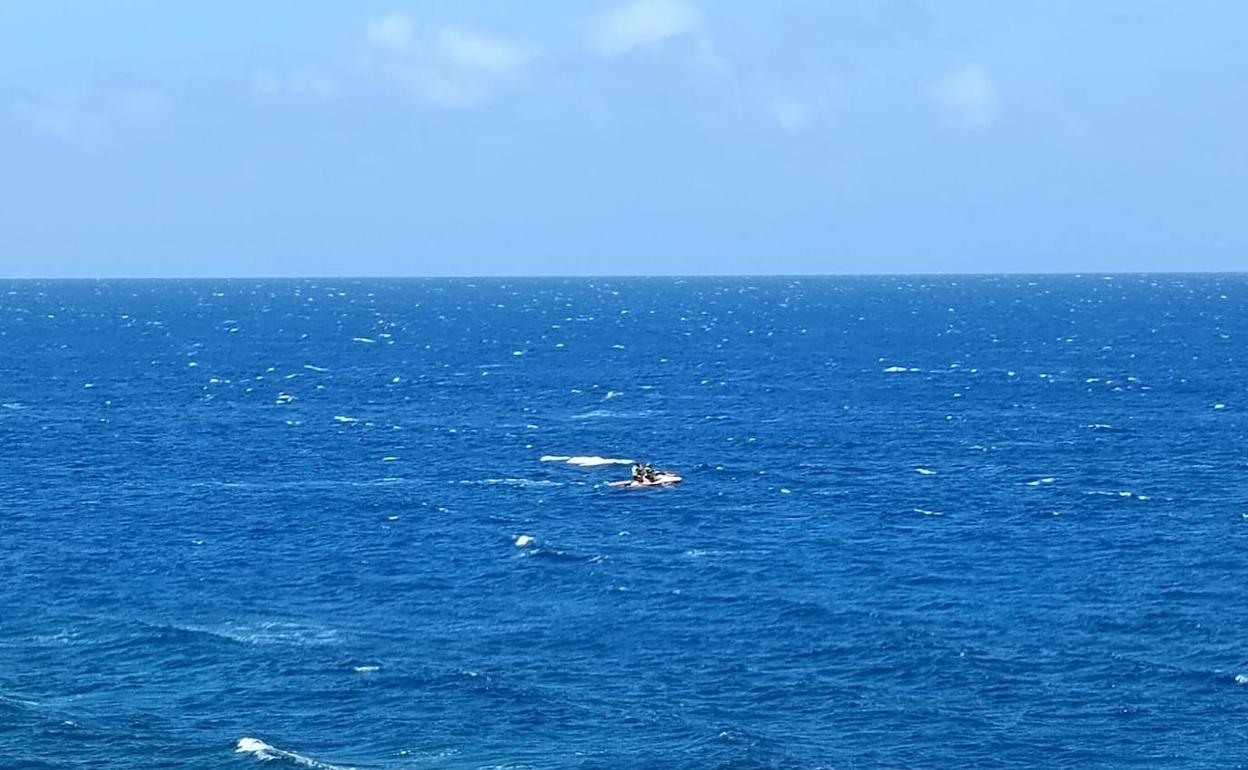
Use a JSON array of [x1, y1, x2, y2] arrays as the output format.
[[3, 276, 1248, 769]]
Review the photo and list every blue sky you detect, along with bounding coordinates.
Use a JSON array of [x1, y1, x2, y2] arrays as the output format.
[[1, 1, 1245, 277]]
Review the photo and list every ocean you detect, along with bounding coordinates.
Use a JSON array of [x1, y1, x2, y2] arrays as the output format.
[[2, 276, 1246, 769]]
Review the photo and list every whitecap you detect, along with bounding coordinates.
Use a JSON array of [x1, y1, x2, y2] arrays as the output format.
[[914, 508, 944, 516], [235, 737, 353, 769], [515, 534, 535, 547], [303, 364, 329, 372], [883, 366, 913, 373], [540, 455, 633, 467], [461, 478, 560, 488], [915, 467, 937, 475], [333, 416, 358, 423], [353, 665, 380, 673], [352, 337, 375, 344], [1026, 477, 1056, 486]]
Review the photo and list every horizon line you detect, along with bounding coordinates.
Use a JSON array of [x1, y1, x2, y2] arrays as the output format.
[[2, 270, 1247, 281]]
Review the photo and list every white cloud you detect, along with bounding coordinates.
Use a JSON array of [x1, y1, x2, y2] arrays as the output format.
[[12, 91, 91, 140], [366, 13, 418, 53], [591, 0, 703, 56], [768, 96, 815, 134], [590, 0, 726, 72], [114, 88, 168, 120], [361, 14, 536, 108], [928, 64, 999, 131], [11, 85, 166, 142], [251, 68, 340, 99]]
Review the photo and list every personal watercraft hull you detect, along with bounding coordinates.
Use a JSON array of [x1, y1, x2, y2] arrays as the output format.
[[608, 473, 683, 488]]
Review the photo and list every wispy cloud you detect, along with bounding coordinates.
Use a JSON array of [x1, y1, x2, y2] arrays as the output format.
[[590, 0, 726, 72], [10, 84, 167, 142], [928, 64, 999, 131], [251, 69, 340, 99], [767, 96, 815, 134], [12, 91, 94, 140], [361, 13, 536, 108]]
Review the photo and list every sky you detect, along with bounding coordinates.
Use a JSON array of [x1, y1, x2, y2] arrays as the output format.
[[1, 0, 1245, 277]]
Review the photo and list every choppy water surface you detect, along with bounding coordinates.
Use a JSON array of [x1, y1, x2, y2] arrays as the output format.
[[2, 276, 1247, 769]]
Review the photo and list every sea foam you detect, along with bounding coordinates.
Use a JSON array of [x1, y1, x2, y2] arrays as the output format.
[[236, 737, 353, 769], [540, 455, 634, 466]]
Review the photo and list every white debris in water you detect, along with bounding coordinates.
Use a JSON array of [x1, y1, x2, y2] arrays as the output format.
[[515, 534, 535, 548], [915, 467, 937, 475]]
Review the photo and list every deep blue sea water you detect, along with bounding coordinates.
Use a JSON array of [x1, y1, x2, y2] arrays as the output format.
[[2, 276, 1247, 769]]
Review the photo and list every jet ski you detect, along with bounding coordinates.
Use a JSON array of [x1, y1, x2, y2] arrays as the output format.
[[608, 472, 683, 488]]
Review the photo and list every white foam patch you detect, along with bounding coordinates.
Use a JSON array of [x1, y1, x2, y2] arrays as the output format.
[[353, 665, 380, 673], [212, 621, 342, 647], [460, 478, 561, 488], [540, 455, 634, 467], [884, 366, 920, 373], [1235, 674, 1248, 685], [914, 508, 944, 516], [236, 737, 353, 769], [1026, 477, 1056, 486], [333, 416, 358, 423], [303, 364, 329, 372], [352, 337, 375, 344], [915, 467, 937, 475], [515, 534, 535, 547]]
